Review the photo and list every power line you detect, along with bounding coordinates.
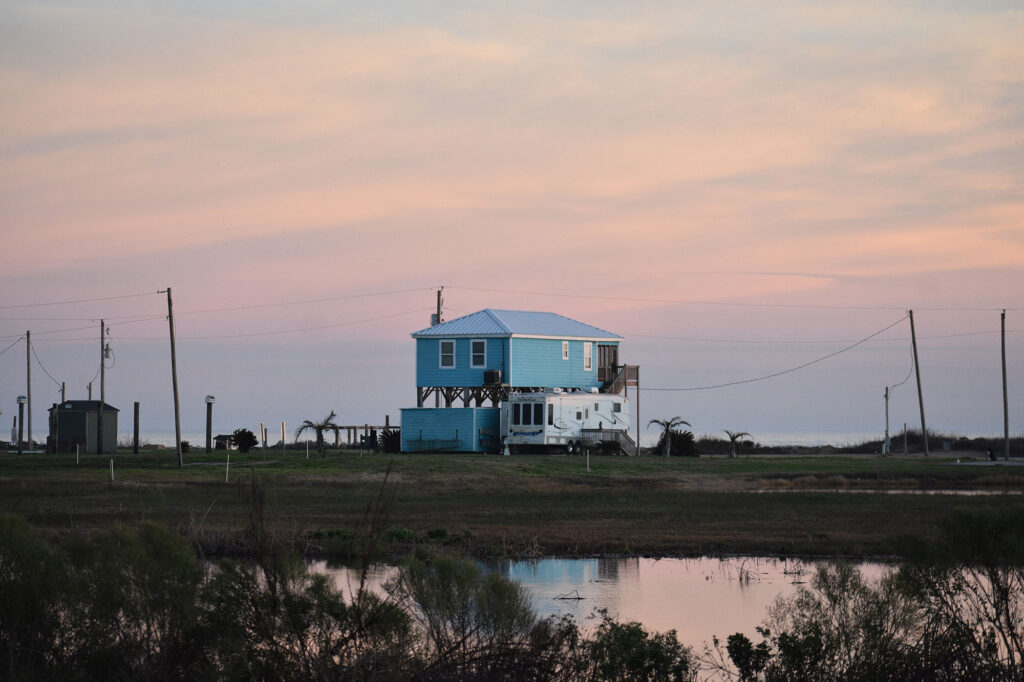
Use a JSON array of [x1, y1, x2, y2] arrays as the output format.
[[78, 307, 435, 341], [444, 284, 1019, 312], [628, 328, 1017, 346], [29, 340, 62, 390], [175, 286, 435, 316], [0, 291, 160, 310], [0, 336, 23, 357], [645, 315, 909, 391]]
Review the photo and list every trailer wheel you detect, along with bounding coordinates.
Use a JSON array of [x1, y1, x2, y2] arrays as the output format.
[[509, 444, 521, 455], [569, 441, 579, 455]]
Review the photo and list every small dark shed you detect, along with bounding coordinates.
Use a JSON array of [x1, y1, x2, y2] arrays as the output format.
[[48, 400, 119, 454]]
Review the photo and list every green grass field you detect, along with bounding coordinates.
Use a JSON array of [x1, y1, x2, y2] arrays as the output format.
[[2, 448, 1022, 559]]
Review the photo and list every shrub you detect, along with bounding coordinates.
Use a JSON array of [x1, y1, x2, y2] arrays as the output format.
[[232, 428, 258, 453], [655, 429, 698, 457], [380, 427, 402, 453]]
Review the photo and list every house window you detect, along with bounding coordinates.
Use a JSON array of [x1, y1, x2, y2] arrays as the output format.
[[562, 341, 569, 360], [583, 342, 593, 371], [439, 340, 455, 368], [471, 339, 486, 368]]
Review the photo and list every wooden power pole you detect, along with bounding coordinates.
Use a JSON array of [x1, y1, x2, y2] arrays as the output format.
[[97, 319, 105, 456], [26, 330, 31, 451], [908, 310, 929, 457], [163, 288, 183, 467], [1003, 310, 1010, 461]]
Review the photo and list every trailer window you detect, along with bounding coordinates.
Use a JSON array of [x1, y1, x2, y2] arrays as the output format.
[[576, 411, 582, 420], [522, 404, 532, 425], [534, 404, 544, 425], [548, 404, 553, 425], [513, 403, 521, 425], [439, 340, 455, 368], [613, 402, 622, 413]]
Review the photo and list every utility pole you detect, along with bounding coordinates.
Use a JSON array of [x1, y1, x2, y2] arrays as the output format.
[[88, 382, 92, 400], [908, 310, 929, 456], [1003, 310, 1010, 461], [26, 331, 31, 451], [97, 319, 105, 456], [436, 287, 444, 325], [883, 386, 890, 455], [162, 288, 183, 467]]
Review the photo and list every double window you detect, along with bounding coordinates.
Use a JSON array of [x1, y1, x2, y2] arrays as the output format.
[[439, 340, 455, 368]]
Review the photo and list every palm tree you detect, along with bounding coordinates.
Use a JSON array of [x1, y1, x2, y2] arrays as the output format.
[[295, 410, 338, 458], [723, 429, 751, 457], [648, 417, 691, 457]]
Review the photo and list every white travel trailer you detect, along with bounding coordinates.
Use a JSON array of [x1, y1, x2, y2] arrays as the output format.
[[500, 389, 634, 454]]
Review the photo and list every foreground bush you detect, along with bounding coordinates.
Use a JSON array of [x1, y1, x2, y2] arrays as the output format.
[[0, 515, 694, 680], [711, 508, 1024, 680]]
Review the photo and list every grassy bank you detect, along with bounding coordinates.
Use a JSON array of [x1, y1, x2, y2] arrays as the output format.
[[2, 449, 1023, 559]]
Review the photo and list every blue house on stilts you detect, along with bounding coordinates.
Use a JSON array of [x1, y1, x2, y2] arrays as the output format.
[[400, 309, 638, 453]]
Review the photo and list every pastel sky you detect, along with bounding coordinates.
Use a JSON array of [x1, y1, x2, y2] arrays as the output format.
[[1, 1, 1022, 444]]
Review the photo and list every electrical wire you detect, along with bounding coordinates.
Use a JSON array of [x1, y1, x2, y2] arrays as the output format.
[[175, 286, 435, 316], [96, 307, 435, 341], [29, 340, 63, 390], [888, 347, 915, 391], [0, 291, 160, 310], [645, 315, 909, 391], [0, 336, 23, 357], [444, 284, 1019, 312]]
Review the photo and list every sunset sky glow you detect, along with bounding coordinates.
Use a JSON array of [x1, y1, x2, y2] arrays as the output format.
[[2, 1, 1022, 444]]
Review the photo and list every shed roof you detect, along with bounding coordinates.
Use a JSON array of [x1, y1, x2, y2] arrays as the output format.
[[49, 400, 119, 412], [411, 309, 621, 340]]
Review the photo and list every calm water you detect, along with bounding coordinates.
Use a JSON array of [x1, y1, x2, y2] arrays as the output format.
[[313, 556, 889, 647]]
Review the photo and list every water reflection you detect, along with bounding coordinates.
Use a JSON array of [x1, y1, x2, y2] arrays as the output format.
[[313, 556, 888, 647]]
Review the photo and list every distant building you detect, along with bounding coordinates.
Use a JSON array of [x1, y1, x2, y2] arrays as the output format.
[[47, 400, 119, 454], [401, 309, 636, 453]]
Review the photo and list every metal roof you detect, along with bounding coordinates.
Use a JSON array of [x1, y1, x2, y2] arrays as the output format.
[[411, 309, 621, 339]]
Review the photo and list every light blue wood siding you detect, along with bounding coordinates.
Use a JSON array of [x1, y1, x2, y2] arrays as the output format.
[[507, 338, 616, 389], [415, 338, 508, 387], [416, 336, 618, 389], [400, 407, 500, 452]]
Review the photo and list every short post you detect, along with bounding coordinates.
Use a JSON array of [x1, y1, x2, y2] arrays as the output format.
[[225, 453, 230, 483], [280, 421, 286, 459], [305, 441, 309, 460], [16, 396, 26, 455], [586, 448, 590, 472], [109, 458, 114, 482], [76, 444, 79, 464], [133, 401, 140, 454]]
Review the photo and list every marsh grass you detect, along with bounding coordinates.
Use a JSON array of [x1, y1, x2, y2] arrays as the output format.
[[2, 450, 1023, 559]]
